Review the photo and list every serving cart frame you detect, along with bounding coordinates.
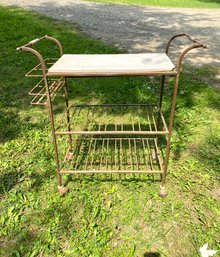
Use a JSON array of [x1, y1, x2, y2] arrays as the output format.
[[17, 34, 206, 197]]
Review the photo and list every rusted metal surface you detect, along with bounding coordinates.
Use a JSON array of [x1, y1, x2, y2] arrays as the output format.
[[17, 33, 206, 196]]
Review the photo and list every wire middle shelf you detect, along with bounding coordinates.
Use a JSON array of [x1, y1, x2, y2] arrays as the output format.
[[55, 104, 169, 135]]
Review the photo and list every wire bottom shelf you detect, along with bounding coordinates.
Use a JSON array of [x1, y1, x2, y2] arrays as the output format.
[[60, 137, 164, 174]]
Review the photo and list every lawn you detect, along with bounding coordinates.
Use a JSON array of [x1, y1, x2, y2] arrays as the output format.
[[87, 0, 220, 8], [0, 5, 220, 257]]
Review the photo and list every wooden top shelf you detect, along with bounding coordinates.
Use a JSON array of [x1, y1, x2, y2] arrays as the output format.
[[47, 53, 176, 77]]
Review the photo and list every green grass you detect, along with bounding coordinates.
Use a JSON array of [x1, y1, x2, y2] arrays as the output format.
[[1, 5, 220, 257], [87, 0, 220, 8]]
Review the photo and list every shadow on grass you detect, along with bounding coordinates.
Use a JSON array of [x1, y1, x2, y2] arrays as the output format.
[[192, 134, 220, 180], [198, 0, 220, 4], [144, 253, 161, 257]]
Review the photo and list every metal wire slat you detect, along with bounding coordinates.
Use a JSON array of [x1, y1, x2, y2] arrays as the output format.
[[133, 138, 139, 170], [25, 58, 58, 77], [160, 109, 169, 133], [90, 138, 97, 169], [55, 105, 76, 131], [141, 138, 149, 169], [60, 138, 164, 174], [50, 78, 64, 96], [114, 139, 118, 170], [68, 137, 82, 170], [28, 78, 44, 95], [88, 106, 96, 131], [146, 139, 154, 171], [103, 105, 108, 132], [82, 107, 91, 131], [98, 105, 105, 131], [128, 138, 134, 170], [99, 138, 106, 170], [29, 77, 65, 105], [150, 106, 158, 131], [153, 138, 163, 172], [74, 138, 86, 170], [105, 139, 110, 170], [84, 137, 93, 170], [119, 138, 123, 170], [138, 119, 141, 132]]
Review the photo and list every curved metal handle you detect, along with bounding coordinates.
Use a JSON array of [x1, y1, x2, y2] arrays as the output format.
[[166, 33, 207, 54], [44, 35, 63, 56], [16, 35, 63, 56], [16, 36, 47, 51], [176, 43, 206, 72], [165, 33, 207, 73]]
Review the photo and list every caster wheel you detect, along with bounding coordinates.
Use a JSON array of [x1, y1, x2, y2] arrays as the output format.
[[58, 186, 68, 196], [159, 185, 167, 198], [66, 152, 74, 161]]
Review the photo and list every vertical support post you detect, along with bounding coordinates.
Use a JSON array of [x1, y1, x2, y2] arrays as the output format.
[[154, 75, 165, 163], [63, 78, 73, 157], [156, 75, 165, 135], [159, 73, 180, 197], [44, 77, 62, 184]]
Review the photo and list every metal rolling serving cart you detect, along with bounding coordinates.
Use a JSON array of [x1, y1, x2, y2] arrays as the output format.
[[17, 34, 206, 196]]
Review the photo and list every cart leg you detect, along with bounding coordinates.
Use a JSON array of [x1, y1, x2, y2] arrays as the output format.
[[63, 78, 74, 160], [50, 112, 69, 196], [159, 73, 180, 198], [58, 183, 69, 196], [51, 114, 68, 196], [159, 184, 167, 198], [153, 75, 166, 162], [159, 143, 170, 198], [44, 76, 69, 196]]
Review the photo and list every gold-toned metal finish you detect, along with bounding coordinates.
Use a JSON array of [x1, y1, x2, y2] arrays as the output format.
[[17, 33, 206, 197], [28, 77, 64, 105], [55, 104, 169, 135], [25, 58, 58, 77], [60, 137, 163, 174]]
